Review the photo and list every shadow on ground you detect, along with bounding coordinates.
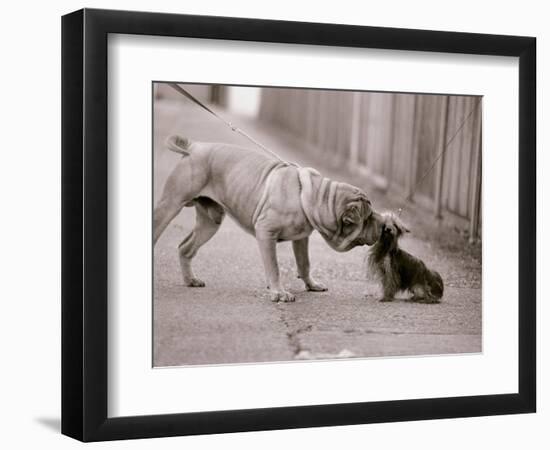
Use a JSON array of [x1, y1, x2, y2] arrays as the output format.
[[35, 417, 60, 433]]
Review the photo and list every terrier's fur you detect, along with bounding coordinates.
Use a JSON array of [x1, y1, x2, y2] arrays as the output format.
[[368, 213, 444, 303]]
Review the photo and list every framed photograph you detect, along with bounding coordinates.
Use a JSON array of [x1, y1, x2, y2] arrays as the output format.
[[62, 8, 536, 441]]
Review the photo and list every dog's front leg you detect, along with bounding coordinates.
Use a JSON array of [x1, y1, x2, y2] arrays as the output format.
[[256, 238, 295, 302], [292, 238, 327, 292]]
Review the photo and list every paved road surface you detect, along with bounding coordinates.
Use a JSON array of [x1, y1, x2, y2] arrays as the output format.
[[153, 99, 481, 367]]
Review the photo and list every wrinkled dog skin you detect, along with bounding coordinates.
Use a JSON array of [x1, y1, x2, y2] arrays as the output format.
[[154, 135, 383, 302]]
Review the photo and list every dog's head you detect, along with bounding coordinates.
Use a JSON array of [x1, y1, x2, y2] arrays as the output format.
[[298, 168, 383, 252], [376, 212, 410, 251], [332, 185, 384, 251]]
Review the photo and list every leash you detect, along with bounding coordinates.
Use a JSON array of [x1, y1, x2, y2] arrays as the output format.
[[396, 97, 482, 217], [168, 83, 296, 166]]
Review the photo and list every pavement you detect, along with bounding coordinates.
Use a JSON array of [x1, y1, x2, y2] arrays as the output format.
[[153, 99, 482, 367]]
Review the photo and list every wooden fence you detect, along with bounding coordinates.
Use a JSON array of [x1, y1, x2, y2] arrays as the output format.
[[258, 88, 482, 240]]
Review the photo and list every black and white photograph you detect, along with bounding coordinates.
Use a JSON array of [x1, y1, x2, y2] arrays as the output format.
[[153, 82, 482, 367]]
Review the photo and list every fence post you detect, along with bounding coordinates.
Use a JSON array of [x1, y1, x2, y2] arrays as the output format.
[[385, 94, 397, 191], [348, 92, 362, 171], [468, 100, 482, 243], [407, 96, 421, 200], [433, 96, 449, 218]]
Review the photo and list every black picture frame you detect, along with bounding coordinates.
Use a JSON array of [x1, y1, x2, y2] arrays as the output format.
[[61, 8, 536, 442]]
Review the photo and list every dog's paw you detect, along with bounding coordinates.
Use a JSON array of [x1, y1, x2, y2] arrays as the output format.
[[306, 281, 328, 292], [184, 277, 206, 287], [270, 290, 296, 303]]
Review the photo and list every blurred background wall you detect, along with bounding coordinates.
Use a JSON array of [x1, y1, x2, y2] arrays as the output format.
[[155, 84, 482, 240]]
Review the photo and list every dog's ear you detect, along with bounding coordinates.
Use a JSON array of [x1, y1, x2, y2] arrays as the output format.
[[394, 216, 410, 235]]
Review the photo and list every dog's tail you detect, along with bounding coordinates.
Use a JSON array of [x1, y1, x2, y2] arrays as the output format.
[[165, 135, 192, 156]]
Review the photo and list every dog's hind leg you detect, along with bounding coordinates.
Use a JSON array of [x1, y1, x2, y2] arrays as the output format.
[[153, 197, 186, 245], [154, 151, 222, 287], [411, 284, 440, 303], [178, 197, 225, 287], [153, 153, 209, 245]]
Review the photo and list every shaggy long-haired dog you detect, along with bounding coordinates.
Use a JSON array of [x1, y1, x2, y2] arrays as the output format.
[[368, 213, 444, 303]]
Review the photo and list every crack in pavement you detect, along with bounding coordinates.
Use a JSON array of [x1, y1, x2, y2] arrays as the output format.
[[275, 303, 312, 356]]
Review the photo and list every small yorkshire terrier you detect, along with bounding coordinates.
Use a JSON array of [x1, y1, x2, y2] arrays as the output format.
[[368, 213, 444, 303]]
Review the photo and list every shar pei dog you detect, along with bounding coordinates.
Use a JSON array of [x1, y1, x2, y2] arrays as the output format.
[[154, 135, 383, 302]]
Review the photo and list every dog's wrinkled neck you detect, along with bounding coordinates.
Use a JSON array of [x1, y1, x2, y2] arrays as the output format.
[[298, 167, 341, 243], [298, 167, 378, 252]]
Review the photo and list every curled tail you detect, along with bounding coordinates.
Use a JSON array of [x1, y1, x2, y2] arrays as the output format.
[[165, 135, 192, 156]]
